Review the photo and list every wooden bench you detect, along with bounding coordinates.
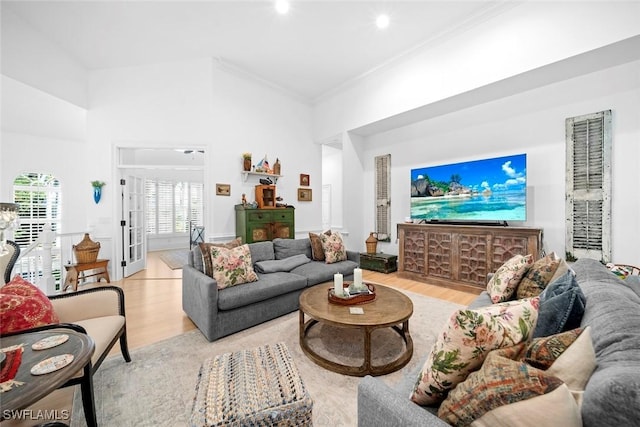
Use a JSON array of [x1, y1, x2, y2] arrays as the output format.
[[63, 259, 110, 291]]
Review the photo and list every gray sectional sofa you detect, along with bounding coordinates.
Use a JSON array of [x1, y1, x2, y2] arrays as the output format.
[[182, 237, 359, 342], [357, 258, 640, 427]]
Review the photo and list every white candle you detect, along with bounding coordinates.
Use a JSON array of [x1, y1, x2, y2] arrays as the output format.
[[334, 273, 343, 296], [354, 268, 363, 288]]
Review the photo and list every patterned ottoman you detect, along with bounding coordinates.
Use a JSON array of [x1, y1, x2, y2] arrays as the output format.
[[190, 342, 313, 426]]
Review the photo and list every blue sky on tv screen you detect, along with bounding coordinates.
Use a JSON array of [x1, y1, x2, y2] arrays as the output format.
[[411, 154, 526, 192]]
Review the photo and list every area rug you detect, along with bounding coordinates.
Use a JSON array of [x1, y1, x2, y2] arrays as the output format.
[[157, 249, 189, 269], [71, 291, 462, 427]]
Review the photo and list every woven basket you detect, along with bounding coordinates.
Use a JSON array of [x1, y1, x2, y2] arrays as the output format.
[[73, 233, 100, 264]]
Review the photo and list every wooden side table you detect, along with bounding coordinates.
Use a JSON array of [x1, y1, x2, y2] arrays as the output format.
[[0, 329, 95, 424], [63, 259, 110, 291]]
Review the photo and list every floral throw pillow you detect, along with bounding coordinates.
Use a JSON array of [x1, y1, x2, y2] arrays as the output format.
[[516, 252, 561, 299], [410, 297, 540, 406], [210, 244, 258, 289], [319, 231, 347, 264], [1, 275, 60, 334], [199, 237, 243, 278], [487, 254, 534, 303]]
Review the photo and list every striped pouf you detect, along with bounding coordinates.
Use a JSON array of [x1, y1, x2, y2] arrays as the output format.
[[190, 342, 313, 426]]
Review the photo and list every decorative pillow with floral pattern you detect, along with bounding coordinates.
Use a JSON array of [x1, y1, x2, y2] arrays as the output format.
[[410, 297, 540, 406], [487, 254, 534, 303], [210, 244, 258, 289], [199, 237, 243, 278], [319, 231, 347, 264]]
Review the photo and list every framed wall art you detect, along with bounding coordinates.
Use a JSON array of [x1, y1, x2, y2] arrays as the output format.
[[216, 184, 231, 196], [297, 188, 312, 201], [300, 174, 310, 186]]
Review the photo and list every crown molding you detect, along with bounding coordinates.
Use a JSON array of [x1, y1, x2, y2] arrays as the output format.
[[312, 1, 521, 105], [213, 57, 311, 105]]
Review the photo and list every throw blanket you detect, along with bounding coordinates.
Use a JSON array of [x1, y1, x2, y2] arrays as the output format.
[[254, 254, 311, 274]]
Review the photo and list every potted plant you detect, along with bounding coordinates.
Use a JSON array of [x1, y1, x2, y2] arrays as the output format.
[[242, 153, 252, 171], [91, 181, 106, 204]]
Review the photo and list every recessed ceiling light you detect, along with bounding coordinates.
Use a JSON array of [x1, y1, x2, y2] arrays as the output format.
[[275, 0, 290, 15], [376, 14, 390, 29]]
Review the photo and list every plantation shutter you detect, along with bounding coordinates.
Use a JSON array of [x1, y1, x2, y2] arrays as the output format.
[[13, 173, 61, 248], [157, 180, 174, 234], [189, 183, 204, 229], [375, 154, 391, 242], [145, 179, 203, 235], [145, 180, 157, 234], [565, 110, 611, 262]]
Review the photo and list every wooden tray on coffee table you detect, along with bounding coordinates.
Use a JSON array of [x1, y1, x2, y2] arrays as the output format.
[[328, 282, 376, 305]]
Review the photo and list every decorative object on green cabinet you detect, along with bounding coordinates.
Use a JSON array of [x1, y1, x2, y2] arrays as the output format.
[[235, 205, 295, 243]]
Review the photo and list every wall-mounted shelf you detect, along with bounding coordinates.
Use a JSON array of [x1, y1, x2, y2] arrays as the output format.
[[241, 171, 282, 183]]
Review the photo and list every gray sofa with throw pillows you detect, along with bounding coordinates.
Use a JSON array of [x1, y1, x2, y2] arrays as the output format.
[[358, 257, 640, 427], [182, 233, 358, 342]]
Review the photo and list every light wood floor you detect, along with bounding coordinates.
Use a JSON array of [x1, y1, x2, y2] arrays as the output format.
[[119, 251, 478, 350], [2, 251, 478, 426]]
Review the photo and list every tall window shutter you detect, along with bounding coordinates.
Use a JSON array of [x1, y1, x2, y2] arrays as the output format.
[[565, 110, 612, 262], [13, 173, 61, 248], [375, 154, 391, 242]]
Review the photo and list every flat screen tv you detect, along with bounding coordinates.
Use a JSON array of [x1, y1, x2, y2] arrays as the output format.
[[410, 153, 527, 223]]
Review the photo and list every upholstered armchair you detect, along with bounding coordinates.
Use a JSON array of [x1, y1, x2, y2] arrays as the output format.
[[1, 257, 131, 426]]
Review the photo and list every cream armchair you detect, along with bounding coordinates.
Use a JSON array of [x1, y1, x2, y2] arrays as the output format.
[[1, 240, 20, 284], [2, 286, 131, 427]]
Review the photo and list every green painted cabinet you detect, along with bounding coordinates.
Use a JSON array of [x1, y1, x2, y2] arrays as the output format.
[[235, 205, 295, 243]]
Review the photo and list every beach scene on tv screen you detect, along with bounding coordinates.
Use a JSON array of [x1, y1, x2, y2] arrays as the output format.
[[410, 154, 527, 222]]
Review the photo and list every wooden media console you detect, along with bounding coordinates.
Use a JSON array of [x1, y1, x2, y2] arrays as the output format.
[[397, 223, 542, 293]]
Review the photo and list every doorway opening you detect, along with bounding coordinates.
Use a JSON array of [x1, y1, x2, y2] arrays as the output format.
[[117, 147, 205, 279]]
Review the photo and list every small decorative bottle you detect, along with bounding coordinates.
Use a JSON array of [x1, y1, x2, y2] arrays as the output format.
[[273, 158, 281, 175]]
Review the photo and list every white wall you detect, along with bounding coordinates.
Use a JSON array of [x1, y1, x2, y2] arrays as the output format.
[[1, 8, 88, 108], [85, 58, 317, 272], [357, 61, 640, 265], [209, 63, 318, 238], [0, 76, 88, 233], [313, 2, 640, 140], [321, 144, 343, 230]]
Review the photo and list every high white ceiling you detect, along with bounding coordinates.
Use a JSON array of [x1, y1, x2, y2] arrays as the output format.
[[2, 0, 504, 102]]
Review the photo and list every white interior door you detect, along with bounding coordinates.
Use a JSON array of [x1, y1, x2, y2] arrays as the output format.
[[122, 175, 146, 277]]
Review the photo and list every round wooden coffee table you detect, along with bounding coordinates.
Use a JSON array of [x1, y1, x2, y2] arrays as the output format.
[[299, 283, 413, 376]]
